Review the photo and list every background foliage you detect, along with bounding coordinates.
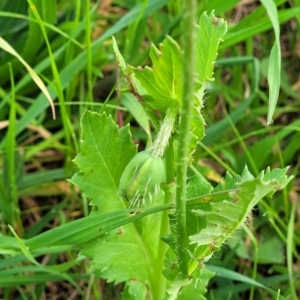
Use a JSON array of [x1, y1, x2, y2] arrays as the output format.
[[0, 0, 299, 299]]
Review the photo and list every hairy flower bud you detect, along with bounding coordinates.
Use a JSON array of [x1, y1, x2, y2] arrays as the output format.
[[119, 151, 165, 207]]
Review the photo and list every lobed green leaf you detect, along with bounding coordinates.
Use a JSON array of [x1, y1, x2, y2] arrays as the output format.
[[189, 167, 292, 262], [71, 110, 136, 210], [195, 11, 227, 83], [70, 110, 163, 296]]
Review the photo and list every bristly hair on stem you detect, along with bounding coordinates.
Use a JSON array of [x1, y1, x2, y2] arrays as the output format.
[[150, 108, 176, 158], [175, 0, 198, 275]]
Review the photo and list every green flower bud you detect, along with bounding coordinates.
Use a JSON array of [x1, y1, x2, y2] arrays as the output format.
[[119, 151, 165, 207]]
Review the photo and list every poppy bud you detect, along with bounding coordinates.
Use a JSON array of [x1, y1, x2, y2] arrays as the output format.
[[119, 151, 165, 207]]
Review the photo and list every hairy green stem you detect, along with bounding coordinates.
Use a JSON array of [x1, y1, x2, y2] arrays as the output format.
[[153, 210, 169, 299], [153, 141, 175, 299], [150, 107, 176, 158], [176, 0, 197, 275]]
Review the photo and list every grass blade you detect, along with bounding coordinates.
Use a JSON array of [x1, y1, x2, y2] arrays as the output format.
[[0, 36, 55, 119], [3, 0, 169, 143], [287, 204, 297, 299], [0, 11, 84, 49], [206, 265, 286, 300], [260, 0, 281, 124]]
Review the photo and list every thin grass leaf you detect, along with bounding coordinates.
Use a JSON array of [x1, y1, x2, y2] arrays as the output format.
[[0, 273, 82, 290], [0, 1, 27, 36], [267, 43, 281, 125], [2, 64, 17, 224], [2, 0, 169, 147], [0, 274, 73, 288], [204, 57, 260, 145], [7, 225, 83, 290], [27, 0, 75, 154], [84, 0, 93, 103], [22, 0, 56, 59], [206, 265, 286, 300], [121, 93, 151, 139], [260, 0, 281, 124], [8, 225, 38, 265], [242, 225, 259, 300], [19, 190, 230, 250], [223, 7, 300, 48], [199, 0, 239, 15], [0, 10, 86, 122], [0, 180, 11, 224], [0, 12, 84, 49], [24, 200, 67, 238], [287, 204, 297, 299], [0, 36, 55, 119]]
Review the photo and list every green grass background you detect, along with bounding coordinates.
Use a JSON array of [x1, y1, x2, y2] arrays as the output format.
[[0, 0, 299, 299]]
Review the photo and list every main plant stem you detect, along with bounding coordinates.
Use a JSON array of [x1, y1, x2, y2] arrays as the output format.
[[176, 0, 197, 275], [153, 140, 176, 300]]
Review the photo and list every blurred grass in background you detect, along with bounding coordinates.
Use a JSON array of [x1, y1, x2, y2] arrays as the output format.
[[0, 0, 299, 299]]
